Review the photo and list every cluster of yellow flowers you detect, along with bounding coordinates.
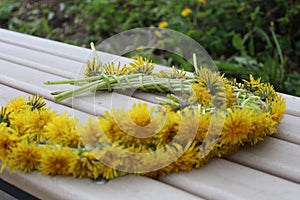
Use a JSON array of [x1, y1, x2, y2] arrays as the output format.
[[0, 56, 285, 180]]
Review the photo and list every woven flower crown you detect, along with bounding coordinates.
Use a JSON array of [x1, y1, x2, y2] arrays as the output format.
[[0, 49, 285, 180]]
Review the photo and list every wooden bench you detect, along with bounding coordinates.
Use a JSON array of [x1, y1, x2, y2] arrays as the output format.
[[0, 28, 300, 200]]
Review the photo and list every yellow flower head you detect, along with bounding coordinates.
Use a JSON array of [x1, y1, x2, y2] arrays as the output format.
[[128, 56, 154, 75], [221, 108, 253, 145], [173, 141, 201, 171], [247, 111, 277, 145], [129, 103, 153, 127], [0, 107, 10, 126], [191, 83, 212, 106], [155, 66, 186, 79], [78, 117, 106, 148], [104, 62, 129, 75], [243, 75, 262, 91], [44, 113, 80, 147], [110, 103, 164, 147], [6, 96, 26, 113], [27, 95, 46, 111], [268, 95, 286, 124], [8, 141, 41, 173], [199, 0, 206, 5], [141, 145, 176, 177], [136, 45, 145, 51], [84, 58, 103, 78], [24, 108, 56, 142], [70, 150, 105, 179], [39, 146, 76, 176], [0, 124, 18, 162], [181, 8, 192, 17], [158, 21, 168, 28], [154, 110, 179, 146]]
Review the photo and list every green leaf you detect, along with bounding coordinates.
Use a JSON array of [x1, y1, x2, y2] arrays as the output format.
[[232, 34, 243, 50]]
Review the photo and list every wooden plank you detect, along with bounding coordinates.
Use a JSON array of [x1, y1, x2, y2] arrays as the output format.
[[1, 170, 201, 200], [227, 137, 300, 183], [276, 114, 300, 145], [160, 159, 300, 200], [283, 94, 300, 117], [0, 28, 90, 62], [0, 28, 131, 65]]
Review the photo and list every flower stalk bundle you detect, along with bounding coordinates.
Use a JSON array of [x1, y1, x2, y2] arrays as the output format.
[[0, 47, 285, 181]]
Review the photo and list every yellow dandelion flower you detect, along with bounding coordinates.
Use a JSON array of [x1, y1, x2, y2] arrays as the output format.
[[0, 124, 18, 163], [9, 109, 29, 136], [136, 45, 145, 51], [212, 143, 239, 158], [221, 108, 253, 145], [181, 8, 192, 17], [128, 56, 154, 75], [78, 117, 104, 147], [84, 58, 103, 78], [70, 151, 105, 179], [6, 96, 26, 113], [0, 107, 10, 126], [39, 146, 76, 176], [27, 95, 46, 110], [172, 108, 200, 144], [196, 112, 211, 142], [141, 146, 175, 177], [191, 84, 212, 106], [248, 111, 277, 145], [155, 66, 186, 79], [194, 68, 227, 107], [8, 141, 41, 173], [44, 113, 80, 147], [129, 103, 152, 127], [97, 145, 125, 179], [111, 104, 164, 147], [243, 75, 262, 91], [199, 0, 206, 5], [173, 141, 200, 171], [158, 21, 168, 28], [103, 62, 128, 75], [24, 108, 56, 142], [253, 82, 276, 101], [268, 95, 285, 124], [223, 78, 236, 107], [97, 111, 122, 142], [154, 110, 179, 146]]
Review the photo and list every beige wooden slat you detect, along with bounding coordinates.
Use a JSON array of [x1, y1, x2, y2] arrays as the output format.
[[0, 28, 90, 62], [227, 137, 300, 183], [0, 58, 127, 115], [0, 29, 176, 75], [0, 85, 202, 200], [283, 94, 300, 117], [160, 159, 300, 200], [276, 114, 300, 145], [0, 170, 201, 200], [0, 28, 131, 65]]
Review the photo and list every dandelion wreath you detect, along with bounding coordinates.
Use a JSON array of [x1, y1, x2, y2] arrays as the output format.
[[0, 51, 285, 180]]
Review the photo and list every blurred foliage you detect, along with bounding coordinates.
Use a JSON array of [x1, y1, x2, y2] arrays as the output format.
[[0, 0, 299, 96]]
